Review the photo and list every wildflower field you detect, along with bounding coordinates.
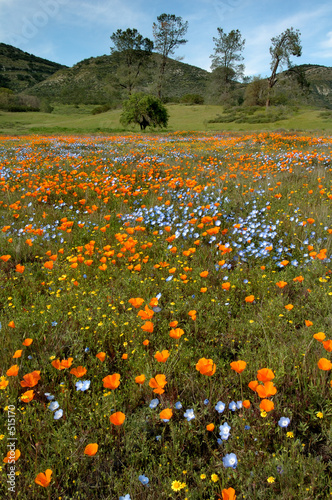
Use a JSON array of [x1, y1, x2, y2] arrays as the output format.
[[0, 131, 331, 500]]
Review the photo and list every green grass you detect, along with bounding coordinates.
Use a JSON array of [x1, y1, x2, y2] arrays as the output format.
[[0, 131, 331, 499], [0, 104, 332, 135]]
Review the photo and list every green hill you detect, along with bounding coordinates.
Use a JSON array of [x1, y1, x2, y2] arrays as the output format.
[[0, 43, 66, 92], [22, 52, 209, 105]]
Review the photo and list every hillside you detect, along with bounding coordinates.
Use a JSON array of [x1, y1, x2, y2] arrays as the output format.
[[298, 64, 332, 107], [0, 43, 66, 92], [23, 53, 209, 105]]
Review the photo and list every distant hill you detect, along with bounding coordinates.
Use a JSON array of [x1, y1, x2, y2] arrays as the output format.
[[0, 43, 66, 92], [22, 52, 209, 105], [296, 64, 332, 108]]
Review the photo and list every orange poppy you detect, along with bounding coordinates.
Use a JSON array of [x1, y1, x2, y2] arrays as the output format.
[[245, 295, 255, 303], [149, 297, 159, 307], [142, 339, 150, 346], [70, 366, 87, 378], [293, 275, 304, 283], [6, 365, 19, 377], [154, 350, 169, 363], [96, 352, 106, 362], [230, 360, 247, 374], [22, 338, 33, 346], [276, 281, 287, 288], [222, 282, 231, 291], [8, 321, 15, 328], [222, 487, 236, 500], [317, 358, 332, 371], [149, 374, 167, 394], [259, 399, 274, 412], [13, 350, 22, 359], [313, 332, 326, 341], [257, 368, 275, 382], [248, 380, 259, 392], [169, 328, 185, 339], [21, 390, 34, 403], [52, 358, 73, 370], [285, 304, 293, 311], [256, 381, 277, 398], [103, 374, 120, 390], [44, 261, 54, 270], [137, 305, 154, 320], [84, 443, 98, 456], [305, 320, 313, 327], [206, 423, 215, 431], [160, 408, 173, 420], [242, 400, 251, 409], [128, 297, 144, 308], [188, 310, 196, 320], [35, 469, 52, 487], [0, 377, 8, 389], [196, 358, 216, 376], [169, 320, 179, 327], [323, 340, 332, 352], [135, 374, 146, 384], [15, 264, 25, 274], [141, 321, 154, 333], [109, 411, 125, 426], [122, 353, 128, 359], [20, 370, 40, 388], [0, 255, 11, 262], [3, 449, 21, 463], [200, 271, 209, 277]]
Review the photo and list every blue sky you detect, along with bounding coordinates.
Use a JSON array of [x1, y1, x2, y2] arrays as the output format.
[[1, 0, 331, 77]]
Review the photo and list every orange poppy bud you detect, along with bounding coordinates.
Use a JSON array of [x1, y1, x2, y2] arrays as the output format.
[[96, 352, 106, 362], [259, 399, 274, 412], [70, 366, 87, 378], [257, 368, 275, 383], [84, 443, 98, 456], [6, 365, 19, 377], [109, 411, 125, 426], [122, 353, 128, 360], [22, 338, 33, 346], [135, 374, 146, 384], [35, 469, 52, 487], [160, 408, 173, 420], [149, 374, 167, 394], [142, 339, 150, 346], [103, 374, 120, 390], [169, 328, 185, 339], [206, 423, 215, 431], [8, 321, 15, 328], [154, 350, 169, 363], [242, 400, 251, 409], [317, 358, 332, 371], [245, 295, 255, 303], [230, 360, 247, 374], [21, 389, 34, 403], [196, 358, 216, 376], [222, 487, 236, 500]]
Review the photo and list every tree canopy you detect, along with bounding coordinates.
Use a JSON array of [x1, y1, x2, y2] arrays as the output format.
[[210, 28, 245, 85], [267, 27, 302, 106], [110, 28, 153, 95], [120, 93, 169, 130], [152, 13, 188, 98]]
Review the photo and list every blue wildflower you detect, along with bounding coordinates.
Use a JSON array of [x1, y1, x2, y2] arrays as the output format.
[[204, 399, 209, 405], [76, 380, 91, 391], [222, 453, 238, 469], [183, 409, 195, 421], [278, 417, 290, 428], [229, 401, 237, 411], [119, 495, 131, 500], [48, 401, 59, 411], [215, 401, 225, 413], [149, 398, 159, 409], [219, 422, 231, 441], [138, 474, 149, 485], [54, 409, 63, 420], [175, 402, 182, 410]]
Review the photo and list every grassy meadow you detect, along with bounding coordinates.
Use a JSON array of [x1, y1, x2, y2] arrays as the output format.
[[0, 104, 332, 135], [0, 131, 331, 500]]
